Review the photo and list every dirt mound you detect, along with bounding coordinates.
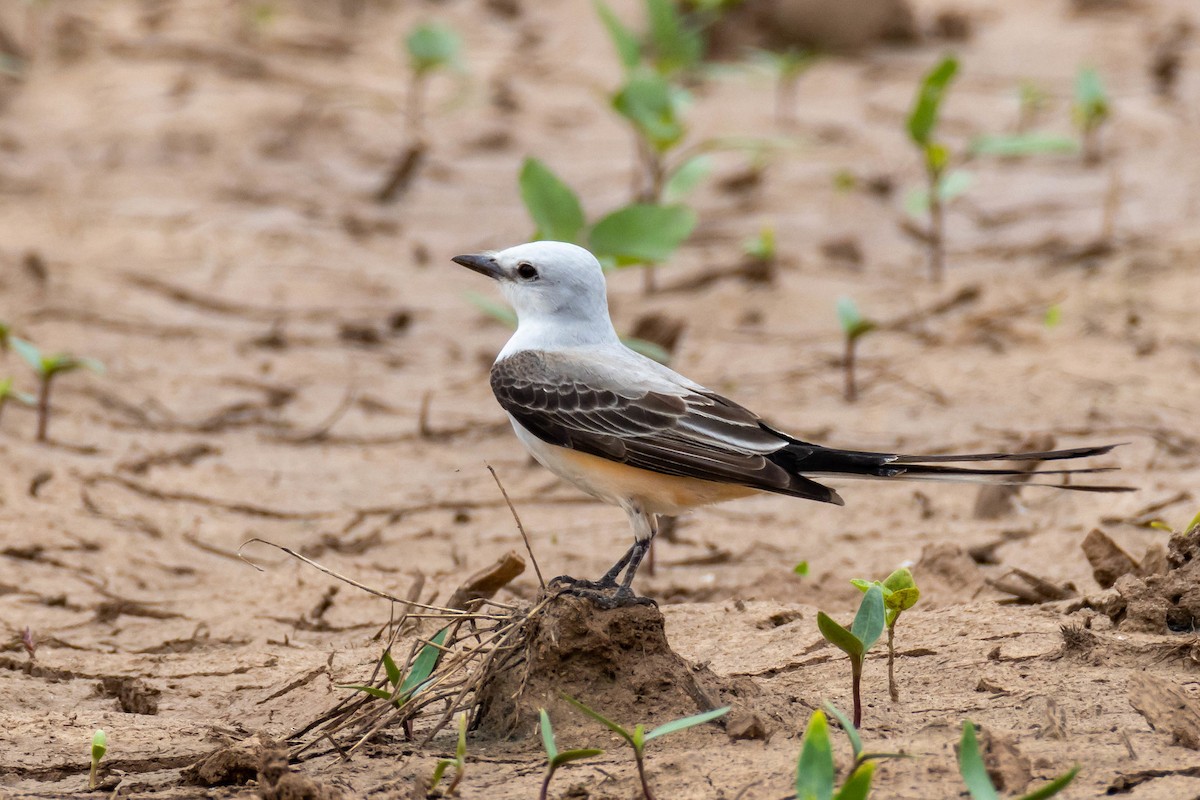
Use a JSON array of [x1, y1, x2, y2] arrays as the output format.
[[475, 595, 726, 740], [1103, 526, 1200, 633]]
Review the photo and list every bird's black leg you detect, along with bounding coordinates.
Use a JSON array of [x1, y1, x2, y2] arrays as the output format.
[[558, 509, 658, 608]]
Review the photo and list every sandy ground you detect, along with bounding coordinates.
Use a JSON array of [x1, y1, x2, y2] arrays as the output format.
[[1, 0, 1199, 797]]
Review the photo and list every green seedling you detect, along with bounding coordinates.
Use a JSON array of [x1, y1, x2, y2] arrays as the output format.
[[539, 709, 603, 800], [816, 583, 885, 726], [430, 711, 467, 795], [959, 720, 1078, 799], [464, 283, 671, 365], [836, 297, 876, 404], [851, 568, 921, 702], [970, 132, 1079, 158], [793, 560, 809, 577], [1149, 508, 1200, 535], [517, 156, 697, 297], [10, 338, 103, 442], [0, 377, 35, 427], [750, 47, 817, 128], [377, 22, 461, 203], [88, 729, 107, 790], [562, 693, 729, 800], [1073, 67, 1109, 166], [339, 627, 449, 709], [595, 0, 704, 80], [1017, 80, 1049, 131], [795, 709, 876, 800], [905, 55, 963, 283]]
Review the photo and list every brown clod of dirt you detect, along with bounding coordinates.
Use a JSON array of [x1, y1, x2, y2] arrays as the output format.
[[914, 543, 986, 605], [474, 594, 724, 740], [1128, 673, 1200, 750], [258, 744, 347, 800], [1104, 526, 1200, 632], [629, 313, 686, 356], [97, 675, 161, 715], [725, 709, 772, 741], [183, 732, 275, 787], [707, 0, 917, 56], [1081, 528, 1139, 588], [979, 727, 1031, 795]]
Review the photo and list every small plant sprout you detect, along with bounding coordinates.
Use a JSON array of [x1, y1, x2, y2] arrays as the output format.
[[517, 156, 697, 297], [816, 583, 885, 727], [795, 709, 875, 800], [377, 22, 461, 203], [851, 568, 921, 702], [0, 377, 35, 427], [1073, 67, 1109, 166], [562, 693, 729, 800], [1148, 507, 1200, 535], [10, 338, 103, 442], [338, 627, 449, 709], [905, 55, 965, 283], [429, 711, 468, 795], [88, 729, 107, 790], [750, 47, 817, 128], [959, 720, 1079, 799], [539, 709, 603, 800], [0, 320, 11, 350], [836, 297, 876, 403]]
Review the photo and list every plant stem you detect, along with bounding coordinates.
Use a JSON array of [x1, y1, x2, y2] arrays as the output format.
[[539, 769, 553, 800], [851, 657, 863, 728], [35, 373, 52, 442], [927, 166, 945, 283], [88, 760, 98, 790], [634, 749, 656, 800], [887, 624, 899, 702], [843, 336, 858, 403]]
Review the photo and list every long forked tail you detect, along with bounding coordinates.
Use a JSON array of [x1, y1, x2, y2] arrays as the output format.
[[774, 441, 1134, 498]]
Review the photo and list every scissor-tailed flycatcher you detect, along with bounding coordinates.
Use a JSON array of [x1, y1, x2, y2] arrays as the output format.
[[453, 241, 1129, 606]]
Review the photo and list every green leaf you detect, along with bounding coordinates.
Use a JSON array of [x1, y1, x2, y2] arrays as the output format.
[[551, 748, 604, 768], [743, 227, 775, 261], [519, 158, 586, 243], [632, 723, 645, 750], [644, 706, 730, 741], [621, 336, 671, 364], [588, 203, 696, 266], [970, 133, 1080, 157], [594, 0, 640, 72], [850, 585, 885, 653], [904, 169, 973, 216], [539, 709, 558, 762], [907, 56, 959, 147], [430, 758, 454, 789], [1186, 509, 1200, 534], [454, 711, 468, 760], [561, 693, 634, 745], [406, 23, 460, 74], [834, 761, 876, 800], [882, 568, 916, 593], [397, 627, 449, 697], [464, 291, 517, 328], [382, 650, 402, 689], [662, 155, 711, 202], [1044, 304, 1062, 329], [612, 71, 687, 153], [10, 338, 44, 376], [645, 0, 702, 75], [836, 297, 875, 340], [850, 578, 874, 594], [90, 730, 107, 762], [886, 587, 919, 614], [817, 611, 863, 658], [795, 710, 835, 800], [958, 721, 1000, 800], [1016, 766, 1080, 800], [337, 684, 395, 701], [822, 702, 862, 763], [793, 560, 809, 576], [1073, 67, 1109, 127]]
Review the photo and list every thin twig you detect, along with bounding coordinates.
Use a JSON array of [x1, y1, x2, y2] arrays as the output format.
[[486, 464, 545, 591]]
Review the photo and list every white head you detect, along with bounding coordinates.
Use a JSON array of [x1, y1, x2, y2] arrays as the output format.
[[453, 241, 618, 350]]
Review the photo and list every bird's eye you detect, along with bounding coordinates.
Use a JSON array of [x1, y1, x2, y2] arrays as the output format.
[[516, 262, 539, 280]]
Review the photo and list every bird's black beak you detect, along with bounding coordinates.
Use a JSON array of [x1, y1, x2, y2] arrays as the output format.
[[452, 253, 504, 280]]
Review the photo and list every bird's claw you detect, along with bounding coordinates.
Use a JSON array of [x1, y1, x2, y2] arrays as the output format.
[[548, 574, 617, 592], [554, 583, 657, 609]]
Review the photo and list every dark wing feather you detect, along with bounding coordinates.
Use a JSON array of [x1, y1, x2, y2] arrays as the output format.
[[490, 351, 842, 504]]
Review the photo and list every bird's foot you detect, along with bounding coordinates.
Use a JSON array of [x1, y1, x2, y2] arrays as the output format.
[[554, 583, 657, 609]]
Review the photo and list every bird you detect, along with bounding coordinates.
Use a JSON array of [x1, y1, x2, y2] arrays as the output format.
[[453, 241, 1130, 606]]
